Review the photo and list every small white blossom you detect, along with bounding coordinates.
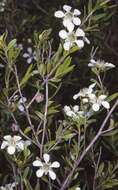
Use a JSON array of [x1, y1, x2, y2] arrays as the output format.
[[73, 83, 96, 102], [76, 188, 81, 190], [88, 59, 115, 70], [0, 0, 6, 12], [1, 135, 30, 155], [64, 105, 84, 118], [23, 47, 36, 64], [0, 182, 16, 190], [59, 28, 90, 51], [33, 153, 60, 180], [89, 94, 110, 112], [18, 97, 27, 112], [17, 43, 23, 50], [55, 5, 81, 32]]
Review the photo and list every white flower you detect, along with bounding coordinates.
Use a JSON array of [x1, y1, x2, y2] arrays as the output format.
[[17, 43, 23, 50], [23, 47, 36, 64], [88, 59, 115, 70], [18, 97, 27, 112], [76, 188, 81, 190], [54, 5, 81, 32], [59, 28, 90, 51], [64, 105, 84, 118], [1, 135, 30, 155], [0, 0, 6, 12], [33, 153, 60, 180], [89, 94, 110, 112], [73, 83, 96, 101], [0, 182, 16, 190]]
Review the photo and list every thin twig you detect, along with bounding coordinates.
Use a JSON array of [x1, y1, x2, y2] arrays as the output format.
[[14, 65, 41, 149], [40, 78, 49, 157]]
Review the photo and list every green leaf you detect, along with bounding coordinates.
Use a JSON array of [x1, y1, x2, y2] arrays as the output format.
[[62, 132, 76, 141], [55, 56, 74, 79], [23, 167, 30, 179], [39, 63, 46, 77], [7, 39, 17, 50], [24, 179, 33, 190], [35, 111, 44, 120], [98, 163, 104, 176], [108, 92, 118, 102], [20, 64, 33, 86]]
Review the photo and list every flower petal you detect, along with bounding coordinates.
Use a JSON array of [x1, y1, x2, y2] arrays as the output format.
[[63, 5, 72, 12], [101, 101, 110, 109], [63, 41, 71, 51], [13, 135, 22, 142], [73, 105, 79, 112], [88, 93, 96, 100], [19, 97, 27, 104], [75, 40, 84, 49], [27, 57, 32, 64], [43, 153, 50, 163], [105, 63, 115, 68], [92, 103, 100, 112], [64, 105, 71, 112], [48, 170, 56, 180], [36, 169, 44, 178], [18, 104, 25, 112], [98, 95, 107, 101], [17, 141, 24, 151], [84, 37, 90, 44], [63, 19, 74, 32], [27, 47, 32, 54], [76, 188, 81, 190], [4, 135, 12, 141], [7, 146, 16, 155], [89, 83, 96, 89], [1, 141, 8, 149], [59, 30, 68, 39], [73, 9, 81, 15], [23, 53, 29, 58], [54, 11, 65, 18], [76, 28, 85, 37], [50, 161, 60, 168], [73, 93, 79, 100], [33, 160, 43, 167], [73, 17, 81, 25]]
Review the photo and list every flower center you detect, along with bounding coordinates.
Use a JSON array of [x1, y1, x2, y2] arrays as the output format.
[[10, 138, 16, 146], [68, 32, 76, 42], [65, 12, 73, 20], [43, 163, 50, 174]]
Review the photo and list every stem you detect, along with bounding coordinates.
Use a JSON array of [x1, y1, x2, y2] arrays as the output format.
[[97, 74, 104, 93], [11, 162, 18, 190], [40, 78, 49, 157], [93, 147, 102, 190], [60, 99, 118, 190], [14, 66, 41, 149], [18, 168, 24, 190]]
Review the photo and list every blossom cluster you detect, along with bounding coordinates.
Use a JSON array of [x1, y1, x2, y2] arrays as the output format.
[[54, 5, 90, 50], [0, 135, 60, 181], [64, 56, 115, 118], [73, 82, 110, 112], [64, 105, 84, 119]]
